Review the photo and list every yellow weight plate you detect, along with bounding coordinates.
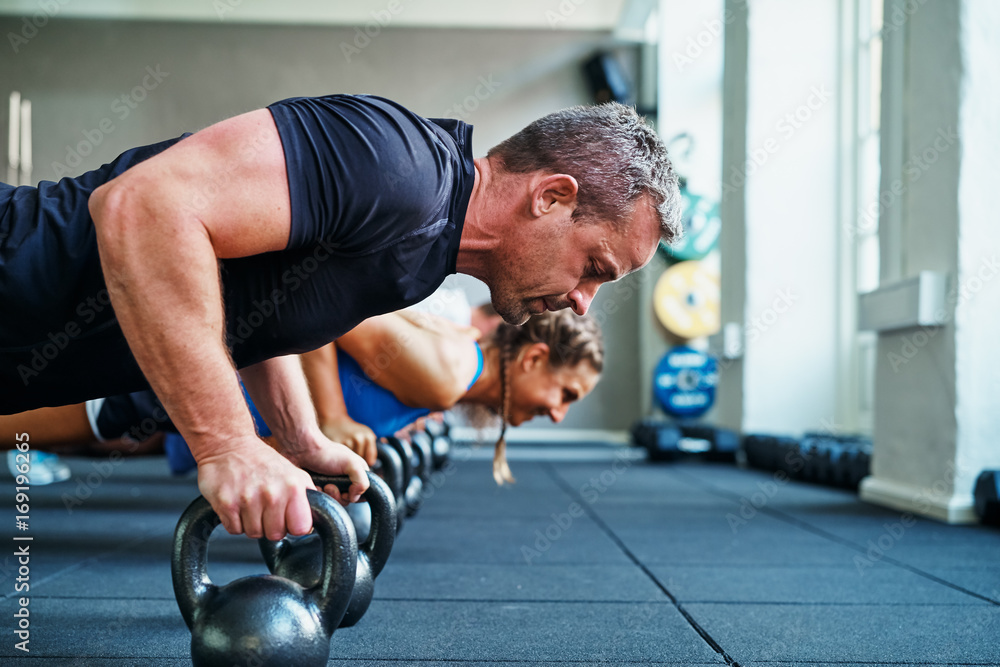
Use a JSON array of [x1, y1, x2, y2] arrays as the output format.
[[652, 261, 720, 339]]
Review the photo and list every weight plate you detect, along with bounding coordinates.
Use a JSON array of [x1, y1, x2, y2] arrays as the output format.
[[660, 190, 721, 261], [652, 261, 720, 339], [653, 346, 718, 419]]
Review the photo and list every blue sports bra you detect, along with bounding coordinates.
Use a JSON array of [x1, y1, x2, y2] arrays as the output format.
[[164, 342, 484, 474], [248, 341, 483, 438]]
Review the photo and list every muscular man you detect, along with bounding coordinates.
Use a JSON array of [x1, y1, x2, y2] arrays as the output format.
[[0, 94, 679, 540]]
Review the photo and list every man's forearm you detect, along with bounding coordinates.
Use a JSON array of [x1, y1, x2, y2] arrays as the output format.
[[240, 355, 322, 460]]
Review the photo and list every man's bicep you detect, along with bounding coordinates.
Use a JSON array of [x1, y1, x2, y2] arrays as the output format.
[[110, 108, 292, 258]]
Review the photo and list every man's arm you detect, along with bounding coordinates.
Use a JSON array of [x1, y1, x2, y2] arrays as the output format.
[[88, 109, 364, 541], [240, 355, 370, 496], [300, 343, 378, 465], [336, 313, 481, 410]]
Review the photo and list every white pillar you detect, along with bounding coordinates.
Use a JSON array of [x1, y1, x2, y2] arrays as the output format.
[[860, 0, 1000, 523]]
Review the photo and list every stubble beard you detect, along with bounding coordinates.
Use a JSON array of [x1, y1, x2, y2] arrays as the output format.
[[485, 256, 531, 325]]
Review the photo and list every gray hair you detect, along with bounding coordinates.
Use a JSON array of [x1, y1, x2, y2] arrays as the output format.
[[487, 102, 682, 243]]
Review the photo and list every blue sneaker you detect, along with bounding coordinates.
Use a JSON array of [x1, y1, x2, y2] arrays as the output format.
[[7, 450, 56, 485], [32, 451, 71, 482]]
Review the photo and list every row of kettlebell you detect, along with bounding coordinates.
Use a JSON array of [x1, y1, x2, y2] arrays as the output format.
[[169, 417, 454, 667]]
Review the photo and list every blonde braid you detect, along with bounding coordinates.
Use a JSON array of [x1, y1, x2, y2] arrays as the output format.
[[493, 339, 516, 485]]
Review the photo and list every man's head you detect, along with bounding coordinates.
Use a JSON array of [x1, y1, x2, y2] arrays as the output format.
[[481, 102, 681, 323]]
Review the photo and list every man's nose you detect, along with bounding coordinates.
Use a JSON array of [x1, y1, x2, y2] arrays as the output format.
[[568, 285, 597, 315], [549, 405, 569, 423]]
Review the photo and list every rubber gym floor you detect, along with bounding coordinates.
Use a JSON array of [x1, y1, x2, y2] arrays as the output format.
[[2, 442, 999, 666]]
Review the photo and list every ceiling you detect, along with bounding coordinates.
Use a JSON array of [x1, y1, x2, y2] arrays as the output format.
[[0, 0, 653, 33]]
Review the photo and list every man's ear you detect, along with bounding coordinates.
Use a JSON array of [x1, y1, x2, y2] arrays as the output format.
[[529, 174, 579, 218], [521, 342, 551, 370]]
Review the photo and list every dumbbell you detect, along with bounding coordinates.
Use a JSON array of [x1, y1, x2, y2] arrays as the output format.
[[843, 440, 872, 488], [798, 435, 823, 483], [631, 418, 684, 462], [743, 434, 772, 470], [813, 433, 872, 489], [741, 433, 803, 477], [631, 419, 739, 463], [773, 436, 805, 479], [974, 471, 1000, 526], [677, 424, 739, 462]]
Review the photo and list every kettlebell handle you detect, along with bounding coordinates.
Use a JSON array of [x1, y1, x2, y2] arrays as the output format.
[[171, 489, 358, 634], [170, 495, 220, 631], [308, 471, 397, 577]]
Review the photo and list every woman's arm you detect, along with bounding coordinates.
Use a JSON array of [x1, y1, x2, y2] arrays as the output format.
[[299, 343, 378, 464], [336, 313, 481, 411]]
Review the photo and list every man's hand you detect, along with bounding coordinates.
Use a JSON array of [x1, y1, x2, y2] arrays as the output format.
[[197, 433, 369, 541], [320, 416, 378, 466], [285, 427, 371, 510]]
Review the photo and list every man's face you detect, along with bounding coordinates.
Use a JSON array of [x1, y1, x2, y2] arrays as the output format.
[[488, 198, 661, 324]]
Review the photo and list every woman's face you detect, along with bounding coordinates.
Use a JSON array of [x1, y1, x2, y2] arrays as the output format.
[[507, 344, 600, 426]]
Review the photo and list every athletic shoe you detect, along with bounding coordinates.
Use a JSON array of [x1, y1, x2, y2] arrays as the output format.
[[7, 450, 55, 485], [33, 451, 72, 482]]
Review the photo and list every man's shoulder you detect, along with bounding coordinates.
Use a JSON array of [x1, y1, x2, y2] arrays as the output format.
[[267, 94, 468, 154]]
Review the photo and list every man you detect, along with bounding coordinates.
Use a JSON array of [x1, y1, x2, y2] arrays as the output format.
[[0, 94, 679, 541]]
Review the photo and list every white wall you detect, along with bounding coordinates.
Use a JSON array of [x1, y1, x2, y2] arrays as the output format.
[[740, 0, 840, 434]]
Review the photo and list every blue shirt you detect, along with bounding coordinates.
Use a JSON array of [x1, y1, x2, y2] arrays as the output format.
[[0, 95, 474, 412]]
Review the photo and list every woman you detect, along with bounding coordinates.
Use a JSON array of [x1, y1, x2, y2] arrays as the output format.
[[1, 310, 604, 484], [309, 308, 603, 483]]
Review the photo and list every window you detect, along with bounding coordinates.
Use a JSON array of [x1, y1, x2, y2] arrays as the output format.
[[853, 0, 883, 430]]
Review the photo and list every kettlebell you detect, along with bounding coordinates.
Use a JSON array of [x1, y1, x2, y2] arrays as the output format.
[[376, 441, 406, 533], [171, 489, 356, 667], [260, 472, 396, 628], [386, 435, 424, 516], [424, 418, 452, 470], [409, 430, 434, 484], [347, 501, 372, 544]]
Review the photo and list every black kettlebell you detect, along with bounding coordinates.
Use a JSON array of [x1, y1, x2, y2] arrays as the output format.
[[171, 489, 356, 667], [425, 418, 452, 470], [427, 415, 453, 465], [376, 441, 406, 533], [260, 472, 396, 628], [386, 435, 424, 516], [410, 429, 434, 483]]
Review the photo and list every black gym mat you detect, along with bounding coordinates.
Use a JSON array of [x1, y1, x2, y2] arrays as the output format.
[[2, 447, 999, 665]]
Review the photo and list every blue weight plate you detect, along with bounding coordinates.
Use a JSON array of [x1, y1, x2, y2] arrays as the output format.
[[653, 346, 718, 419]]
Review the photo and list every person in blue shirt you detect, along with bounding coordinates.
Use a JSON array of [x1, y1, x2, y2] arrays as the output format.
[[1, 310, 603, 486], [1, 94, 677, 539]]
